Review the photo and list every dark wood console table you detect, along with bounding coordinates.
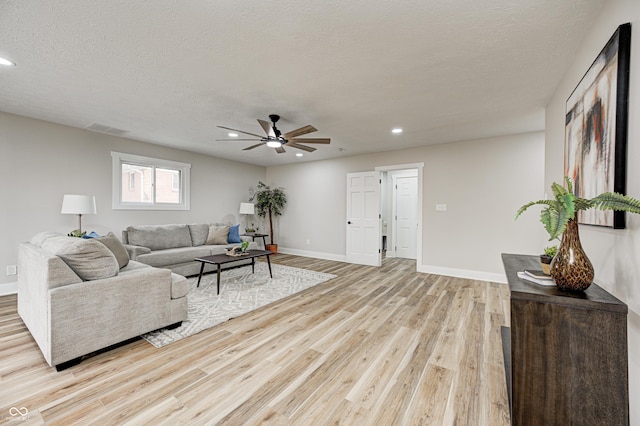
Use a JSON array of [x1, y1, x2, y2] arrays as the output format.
[[501, 253, 628, 425]]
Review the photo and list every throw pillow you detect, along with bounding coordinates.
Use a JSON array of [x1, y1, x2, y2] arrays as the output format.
[[228, 224, 241, 243], [41, 236, 119, 281], [206, 225, 230, 245], [96, 232, 130, 269]]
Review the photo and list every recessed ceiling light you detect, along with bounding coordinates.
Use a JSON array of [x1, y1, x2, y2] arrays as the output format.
[[296, 153, 303, 157], [228, 132, 238, 137], [392, 128, 403, 134], [0, 56, 16, 67]]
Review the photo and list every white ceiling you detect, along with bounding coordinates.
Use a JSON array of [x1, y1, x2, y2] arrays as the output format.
[[0, 1, 604, 167]]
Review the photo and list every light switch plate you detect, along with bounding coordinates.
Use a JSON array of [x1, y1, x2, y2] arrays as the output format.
[[435, 204, 447, 212]]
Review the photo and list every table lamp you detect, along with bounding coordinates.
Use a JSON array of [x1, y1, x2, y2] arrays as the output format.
[[239, 202, 255, 232], [61, 194, 97, 235]]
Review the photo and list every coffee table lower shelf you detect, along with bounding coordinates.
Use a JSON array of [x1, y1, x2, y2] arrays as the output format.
[[194, 250, 273, 294]]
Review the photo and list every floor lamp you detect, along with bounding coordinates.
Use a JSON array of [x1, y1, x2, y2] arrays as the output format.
[[61, 194, 97, 236]]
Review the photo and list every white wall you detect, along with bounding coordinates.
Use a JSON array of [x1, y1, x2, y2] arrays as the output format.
[[0, 111, 266, 286], [545, 1, 640, 423], [267, 131, 545, 280]]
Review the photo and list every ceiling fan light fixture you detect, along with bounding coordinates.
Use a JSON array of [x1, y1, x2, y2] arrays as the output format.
[[228, 132, 238, 137], [266, 139, 282, 148], [296, 153, 303, 157], [392, 128, 403, 134]]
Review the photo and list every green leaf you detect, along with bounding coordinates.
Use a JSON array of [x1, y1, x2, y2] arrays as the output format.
[[551, 181, 568, 201], [559, 192, 575, 219], [574, 197, 594, 212], [515, 199, 554, 220], [564, 176, 574, 194], [541, 205, 569, 240], [591, 192, 640, 213]]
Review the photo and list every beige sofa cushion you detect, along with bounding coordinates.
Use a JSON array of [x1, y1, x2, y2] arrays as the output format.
[[96, 232, 130, 269], [136, 246, 213, 268], [126, 224, 192, 250], [41, 236, 119, 281], [206, 225, 229, 245]]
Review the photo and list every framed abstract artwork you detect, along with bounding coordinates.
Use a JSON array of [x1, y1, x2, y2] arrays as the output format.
[[564, 23, 631, 228]]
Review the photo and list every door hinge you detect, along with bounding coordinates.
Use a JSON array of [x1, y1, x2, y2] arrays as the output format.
[[379, 214, 381, 219], [379, 179, 382, 184], [379, 249, 381, 253]]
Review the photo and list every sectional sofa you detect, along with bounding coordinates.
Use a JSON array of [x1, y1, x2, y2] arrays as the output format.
[[122, 223, 259, 276], [18, 232, 188, 370]]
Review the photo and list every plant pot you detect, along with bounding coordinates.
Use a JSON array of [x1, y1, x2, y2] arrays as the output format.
[[266, 244, 278, 254], [540, 255, 553, 275], [550, 217, 594, 291]]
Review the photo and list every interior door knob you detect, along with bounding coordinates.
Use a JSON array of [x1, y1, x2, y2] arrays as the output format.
[[347, 221, 352, 224]]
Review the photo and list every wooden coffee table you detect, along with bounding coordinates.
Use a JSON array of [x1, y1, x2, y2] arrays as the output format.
[[194, 249, 273, 294]]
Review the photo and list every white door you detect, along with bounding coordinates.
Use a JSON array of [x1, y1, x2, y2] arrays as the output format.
[[394, 176, 418, 259], [346, 171, 381, 266]]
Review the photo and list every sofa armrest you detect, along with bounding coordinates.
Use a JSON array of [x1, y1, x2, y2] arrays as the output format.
[[48, 267, 173, 365], [124, 244, 151, 260]]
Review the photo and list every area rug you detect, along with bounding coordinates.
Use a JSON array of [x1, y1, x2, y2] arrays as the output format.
[[142, 263, 336, 348]]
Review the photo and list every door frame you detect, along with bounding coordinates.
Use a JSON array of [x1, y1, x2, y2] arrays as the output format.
[[375, 163, 424, 270]]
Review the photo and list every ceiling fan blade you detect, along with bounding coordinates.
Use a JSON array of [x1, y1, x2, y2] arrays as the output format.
[[243, 143, 264, 151], [289, 138, 331, 144], [283, 125, 317, 139], [217, 126, 264, 139], [216, 138, 260, 141], [275, 146, 286, 154], [288, 142, 316, 152], [257, 119, 275, 137]]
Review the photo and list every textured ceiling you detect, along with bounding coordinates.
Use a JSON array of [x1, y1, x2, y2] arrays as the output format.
[[0, 1, 604, 166]]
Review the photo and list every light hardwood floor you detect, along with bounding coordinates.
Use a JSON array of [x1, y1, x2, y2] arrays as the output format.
[[0, 255, 510, 425]]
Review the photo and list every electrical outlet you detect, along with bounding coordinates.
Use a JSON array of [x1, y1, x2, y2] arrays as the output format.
[[7, 265, 17, 276]]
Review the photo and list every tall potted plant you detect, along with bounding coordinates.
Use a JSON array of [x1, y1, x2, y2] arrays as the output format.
[[516, 177, 640, 291], [250, 181, 287, 254]]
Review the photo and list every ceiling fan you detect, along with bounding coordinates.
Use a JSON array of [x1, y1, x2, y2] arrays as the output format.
[[216, 114, 330, 154]]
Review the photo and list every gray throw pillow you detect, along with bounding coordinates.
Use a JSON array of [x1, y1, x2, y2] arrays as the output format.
[[41, 236, 119, 281], [206, 225, 230, 245], [96, 232, 130, 269], [188, 224, 210, 246]]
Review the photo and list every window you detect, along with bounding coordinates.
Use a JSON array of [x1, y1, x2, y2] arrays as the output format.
[[112, 151, 190, 210]]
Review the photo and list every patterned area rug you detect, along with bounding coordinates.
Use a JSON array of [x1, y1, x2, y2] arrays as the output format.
[[142, 263, 336, 348]]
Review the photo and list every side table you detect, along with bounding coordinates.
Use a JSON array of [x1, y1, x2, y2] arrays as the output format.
[[241, 233, 269, 248]]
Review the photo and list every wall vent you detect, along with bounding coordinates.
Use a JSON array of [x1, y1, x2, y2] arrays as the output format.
[[85, 123, 128, 136]]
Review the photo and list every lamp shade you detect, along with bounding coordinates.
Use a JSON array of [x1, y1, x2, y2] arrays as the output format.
[[239, 202, 255, 215], [61, 195, 97, 215]]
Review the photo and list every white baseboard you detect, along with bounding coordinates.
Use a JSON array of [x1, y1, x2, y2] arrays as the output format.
[[418, 264, 507, 283], [0, 281, 17, 296], [277, 249, 506, 283], [277, 247, 347, 263]]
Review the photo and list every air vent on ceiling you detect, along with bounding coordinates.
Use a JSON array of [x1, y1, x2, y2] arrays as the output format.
[[85, 123, 129, 136]]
